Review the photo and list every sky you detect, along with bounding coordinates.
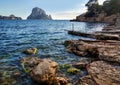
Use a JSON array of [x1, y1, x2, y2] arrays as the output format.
[[0, 0, 105, 20]]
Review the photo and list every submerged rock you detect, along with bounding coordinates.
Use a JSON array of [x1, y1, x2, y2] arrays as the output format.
[[23, 48, 38, 55], [67, 67, 80, 74]]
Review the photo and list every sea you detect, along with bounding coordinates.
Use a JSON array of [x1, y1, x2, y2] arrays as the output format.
[[0, 20, 106, 85]]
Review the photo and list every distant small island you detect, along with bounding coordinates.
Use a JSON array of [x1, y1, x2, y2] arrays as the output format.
[[71, 0, 120, 23], [27, 7, 52, 20], [0, 14, 22, 20]]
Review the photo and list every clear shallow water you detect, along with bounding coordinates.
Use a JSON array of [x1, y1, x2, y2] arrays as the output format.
[[0, 20, 106, 85]]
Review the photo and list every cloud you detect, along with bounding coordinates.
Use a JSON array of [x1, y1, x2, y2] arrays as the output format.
[[52, 3, 87, 20], [98, 0, 106, 5], [52, 0, 106, 20], [52, 9, 86, 20]]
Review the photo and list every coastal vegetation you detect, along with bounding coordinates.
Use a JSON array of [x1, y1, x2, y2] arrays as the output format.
[[73, 0, 120, 23]]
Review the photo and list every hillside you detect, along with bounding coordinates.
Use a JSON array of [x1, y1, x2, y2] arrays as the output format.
[[71, 0, 120, 24]]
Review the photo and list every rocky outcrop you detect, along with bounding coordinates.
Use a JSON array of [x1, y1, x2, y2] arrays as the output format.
[[21, 57, 70, 85], [71, 13, 119, 23], [71, 0, 120, 23], [67, 17, 120, 85], [88, 61, 120, 85], [75, 61, 120, 85], [65, 39, 120, 63], [0, 14, 22, 20], [27, 7, 52, 20]]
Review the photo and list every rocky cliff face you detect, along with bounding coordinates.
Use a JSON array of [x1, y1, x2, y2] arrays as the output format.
[[73, 13, 119, 24], [0, 14, 22, 20], [71, 0, 120, 23], [27, 7, 52, 20]]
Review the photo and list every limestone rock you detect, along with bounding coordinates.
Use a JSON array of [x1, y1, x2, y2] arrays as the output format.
[[87, 61, 120, 85], [21, 57, 70, 85], [30, 58, 58, 84], [65, 39, 120, 63]]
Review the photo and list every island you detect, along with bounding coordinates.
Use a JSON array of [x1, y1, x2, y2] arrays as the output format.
[[27, 7, 52, 20], [0, 14, 22, 20]]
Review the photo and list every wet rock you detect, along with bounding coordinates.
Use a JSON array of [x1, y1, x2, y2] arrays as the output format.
[[23, 48, 38, 55], [67, 67, 80, 74], [65, 40, 99, 57], [21, 57, 73, 85], [73, 62, 88, 69], [21, 57, 41, 73], [60, 63, 71, 69], [87, 61, 120, 85], [95, 33, 120, 40], [75, 75, 98, 85], [56, 77, 69, 85], [72, 59, 90, 69], [30, 58, 58, 84]]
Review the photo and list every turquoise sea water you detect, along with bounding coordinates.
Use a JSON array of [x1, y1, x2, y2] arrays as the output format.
[[0, 20, 106, 85]]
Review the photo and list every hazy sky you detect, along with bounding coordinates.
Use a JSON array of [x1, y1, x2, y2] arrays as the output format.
[[0, 0, 105, 19]]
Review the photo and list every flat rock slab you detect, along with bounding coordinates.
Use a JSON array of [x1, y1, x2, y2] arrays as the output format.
[[88, 61, 120, 85], [65, 40, 120, 63], [75, 61, 120, 85]]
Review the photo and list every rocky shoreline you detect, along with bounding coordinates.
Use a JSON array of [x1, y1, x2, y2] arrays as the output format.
[[65, 17, 120, 85], [71, 13, 119, 24], [18, 17, 120, 85]]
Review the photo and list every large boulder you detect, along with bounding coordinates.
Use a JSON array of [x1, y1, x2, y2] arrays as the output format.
[[27, 7, 52, 20], [30, 58, 58, 84], [21, 57, 69, 85]]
